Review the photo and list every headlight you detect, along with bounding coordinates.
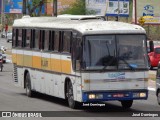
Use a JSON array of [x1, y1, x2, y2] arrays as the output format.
[[140, 92, 146, 97], [88, 94, 103, 99], [133, 92, 146, 98], [88, 94, 95, 99]]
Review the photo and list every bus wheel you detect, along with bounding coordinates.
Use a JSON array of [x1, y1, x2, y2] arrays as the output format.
[[25, 72, 34, 97], [157, 90, 160, 105], [67, 81, 77, 109], [150, 66, 153, 70], [0, 65, 3, 72], [121, 100, 133, 109]]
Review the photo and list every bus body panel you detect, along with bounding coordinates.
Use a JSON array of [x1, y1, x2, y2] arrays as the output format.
[[82, 72, 148, 91]]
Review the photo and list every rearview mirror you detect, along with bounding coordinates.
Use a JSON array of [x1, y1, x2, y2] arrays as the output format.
[[149, 40, 154, 52]]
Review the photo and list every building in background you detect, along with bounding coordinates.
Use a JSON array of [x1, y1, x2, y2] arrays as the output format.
[[132, 0, 160, 24], [4, 0, 22, 13], [86, 0, 108, 15], [106, 0, 129, 17], [46, 0, 76, 16], [86, 0, 129, 17]]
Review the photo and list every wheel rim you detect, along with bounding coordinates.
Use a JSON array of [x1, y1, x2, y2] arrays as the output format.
[[26, 75, 30, 96], [68, 82, 74, 106]]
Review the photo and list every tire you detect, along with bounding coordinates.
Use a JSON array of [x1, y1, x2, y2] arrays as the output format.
[[67, 81, 78, 109], [121, 100, 133, 109], [157, 90, 160, 105], [0, 66, 2, 72], [150, 66, 153, 70], [0, 64, 3, 72], [25, 72, 34, 97]]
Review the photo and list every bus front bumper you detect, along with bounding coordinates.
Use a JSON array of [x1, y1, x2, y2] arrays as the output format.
[[82, 89, 148, 102]]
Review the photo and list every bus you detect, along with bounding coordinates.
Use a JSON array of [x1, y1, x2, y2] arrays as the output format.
[[12, 15, 149, 109]]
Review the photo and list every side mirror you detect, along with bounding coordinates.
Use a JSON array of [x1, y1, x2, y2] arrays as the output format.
[[149, 40, 154, 52]]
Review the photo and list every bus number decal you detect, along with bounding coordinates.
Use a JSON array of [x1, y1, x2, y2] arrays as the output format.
[[41, 59, 48, 67]]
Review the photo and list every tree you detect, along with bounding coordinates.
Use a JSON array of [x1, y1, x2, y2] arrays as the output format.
[[61, 0, 96, 15], [25, 0, 46, 16]]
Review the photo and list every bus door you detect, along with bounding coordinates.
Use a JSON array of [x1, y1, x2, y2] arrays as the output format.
[[71, 33, 82, 100]]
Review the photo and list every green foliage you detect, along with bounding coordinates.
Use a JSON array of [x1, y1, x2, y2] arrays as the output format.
[[61, 0, 96, 15], [61, 0, 85, 15], [26, 0, 46, 16]]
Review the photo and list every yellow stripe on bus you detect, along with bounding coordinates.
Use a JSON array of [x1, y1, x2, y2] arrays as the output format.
[[12, 53, 17, 64], [51, 59, 61, 72], [13, 53, 72, 74], [24, 55, 32, 67], [61, 60, 71, 74], [32, 56, 41, 69], [17, 54, 23, 66]]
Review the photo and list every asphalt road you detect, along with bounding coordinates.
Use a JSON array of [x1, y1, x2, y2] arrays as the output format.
[[0, 37, 159, 120], [0, 63, 160, 119]]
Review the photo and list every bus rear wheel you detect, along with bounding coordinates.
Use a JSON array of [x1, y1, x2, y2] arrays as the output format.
[[121, 100, 133, 109], [67, 81, 78, 109], [157, 90, 160, 105], [25, 72, 34, 97]]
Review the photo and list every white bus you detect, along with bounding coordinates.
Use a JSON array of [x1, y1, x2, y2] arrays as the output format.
[[12, 15, 149, 109]]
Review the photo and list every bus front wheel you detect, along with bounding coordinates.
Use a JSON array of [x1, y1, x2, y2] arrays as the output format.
[[157, 90, 160, 105], [25, 72, 34, 97], [67, 81, 78, 109], [121, 100, 133, 109]]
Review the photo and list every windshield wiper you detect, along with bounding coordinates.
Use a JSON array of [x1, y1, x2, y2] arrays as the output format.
[[102, 56, 117, 70], [119, 57, 136, 71]]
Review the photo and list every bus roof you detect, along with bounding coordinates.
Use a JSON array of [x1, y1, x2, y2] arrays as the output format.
[[13, 16, 146, 35], [57, 14, 102, 19]]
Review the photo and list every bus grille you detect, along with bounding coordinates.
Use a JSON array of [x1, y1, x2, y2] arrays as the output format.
[[13, 64, 18, 83]]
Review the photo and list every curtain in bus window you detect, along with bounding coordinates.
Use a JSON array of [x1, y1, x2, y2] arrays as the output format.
[[34, 30, 40, 49], [50, 31, 54, 50], [17, 29, 22, 47], [84, 35, 116, 70], [54, 31, 60, 51], [26, 29, 31, 48], [44, 30, 50, 51], [63, 31, 71, 52], [12, 29, 16, 47]]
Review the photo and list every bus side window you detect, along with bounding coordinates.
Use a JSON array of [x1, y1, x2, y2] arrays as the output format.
[[44, 30, 50, 51], [31, 29, 35, 48], [12, 29, 16, 47], [54, 31, 60, 52], [22, 29, 26, 48], [17, 29, 22, 48], [50, 31, 55, 51], [62, 31, 71, 53], [39, 30, 45, 50], [34, 30, 40, 50], [25, 29, 31, 48]]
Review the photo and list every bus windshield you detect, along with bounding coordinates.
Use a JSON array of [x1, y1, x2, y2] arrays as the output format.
[[83, 35, 148, 70]]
